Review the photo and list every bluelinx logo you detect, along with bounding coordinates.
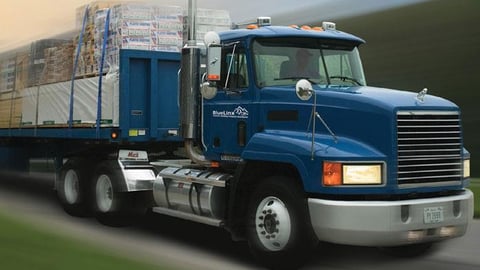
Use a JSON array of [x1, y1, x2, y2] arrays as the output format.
[[212, 106, 249, 119]]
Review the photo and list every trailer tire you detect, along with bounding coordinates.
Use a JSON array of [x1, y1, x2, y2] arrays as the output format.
[[91, 162, 135, 227], [246, 176, 318, 270], [57, 159, 91, 217]]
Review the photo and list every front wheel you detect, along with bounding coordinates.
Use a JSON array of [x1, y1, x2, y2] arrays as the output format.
[[247, 176, 318, 269]]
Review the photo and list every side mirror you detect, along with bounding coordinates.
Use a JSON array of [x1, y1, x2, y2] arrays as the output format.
[[206, 45, 222, 82], [202, 44, 222, 100], [201, 81, 217, 100], [295, 79, 313, 101]]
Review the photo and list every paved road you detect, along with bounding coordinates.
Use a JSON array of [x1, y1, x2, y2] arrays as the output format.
[[0, 171, 478, 270]]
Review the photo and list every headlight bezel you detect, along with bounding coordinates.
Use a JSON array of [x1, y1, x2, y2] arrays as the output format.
[[323, 161, 386, 187]]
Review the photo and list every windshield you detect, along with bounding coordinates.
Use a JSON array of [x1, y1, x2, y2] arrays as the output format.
[[253, 38, 366, 88]]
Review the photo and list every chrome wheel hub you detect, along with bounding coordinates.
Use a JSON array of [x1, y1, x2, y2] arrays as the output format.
[[96, 175, 113, 213], [64, 169, 79, 204], [255, 196, 291, 251]]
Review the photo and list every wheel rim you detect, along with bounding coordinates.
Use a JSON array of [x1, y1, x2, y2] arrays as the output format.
[[255, 196, 292, 251], [64, 169, 79, 204], [96, 174, 114, 213]]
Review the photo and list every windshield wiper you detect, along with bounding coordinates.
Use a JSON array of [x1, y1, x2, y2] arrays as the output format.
[[275, 76, 313, 81], [275, 77, 323, 86], [329, 76, 362, 86]]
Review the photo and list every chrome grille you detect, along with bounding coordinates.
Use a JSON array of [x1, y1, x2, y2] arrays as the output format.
[[397, 111, 462, 188]]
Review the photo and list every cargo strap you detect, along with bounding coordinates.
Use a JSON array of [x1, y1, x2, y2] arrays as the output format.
[[96, 9, 111, 138], [68, 5, 89, 131]]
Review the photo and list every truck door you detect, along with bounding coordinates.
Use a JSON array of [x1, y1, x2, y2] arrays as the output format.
[[202, 45, 254, 161]]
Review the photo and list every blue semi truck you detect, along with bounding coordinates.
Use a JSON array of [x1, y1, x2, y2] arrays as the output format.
[[0, 2, 474, 269]]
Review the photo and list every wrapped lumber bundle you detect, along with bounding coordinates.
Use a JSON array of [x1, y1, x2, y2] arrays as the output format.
[[0, 1, 232, 129]]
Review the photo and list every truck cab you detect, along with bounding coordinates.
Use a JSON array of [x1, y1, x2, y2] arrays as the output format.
[[203, 22, 471, 195], [181, 21, 474, 268]]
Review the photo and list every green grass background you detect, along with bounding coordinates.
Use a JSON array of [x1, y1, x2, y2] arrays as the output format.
[[470, 178, 480, 218], [334, 0, 480, 177], [0, 178, 477, 270], [0, 211, 175, 270]]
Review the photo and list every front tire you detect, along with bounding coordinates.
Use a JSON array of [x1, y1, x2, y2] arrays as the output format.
[[247, 176, 318, 269]]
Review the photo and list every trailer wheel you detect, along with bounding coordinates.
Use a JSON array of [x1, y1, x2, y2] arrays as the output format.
[[57, 159, 91, 217], [246, 176, 318, 269], [95, 174, 116, 213], [92, 163, 132, 226]]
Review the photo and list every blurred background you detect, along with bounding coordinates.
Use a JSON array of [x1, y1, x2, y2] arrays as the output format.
[[335, 0, 480, 176], [0, 0, 478, 174]]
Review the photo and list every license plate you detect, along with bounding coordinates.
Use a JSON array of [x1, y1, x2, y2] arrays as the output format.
[[424, 206, 444, 224]]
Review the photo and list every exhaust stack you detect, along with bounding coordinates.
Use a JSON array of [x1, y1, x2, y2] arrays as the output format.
[[187, 0, 197, 46], [180, 0, 210, 166]]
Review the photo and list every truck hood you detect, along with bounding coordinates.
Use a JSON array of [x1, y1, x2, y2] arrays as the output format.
[[256, 85, 463, 194], [318, 85, 459, 112], [311, 85, 460, 152]]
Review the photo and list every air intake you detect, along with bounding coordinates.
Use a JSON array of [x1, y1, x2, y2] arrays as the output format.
[[396, 111, 462, 188]]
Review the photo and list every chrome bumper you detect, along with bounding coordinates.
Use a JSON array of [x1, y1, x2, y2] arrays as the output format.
[[308, 189, 474, 246]]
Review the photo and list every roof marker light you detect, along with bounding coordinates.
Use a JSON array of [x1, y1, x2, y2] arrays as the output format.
[[322, 21, 336, 31], [301, 25, 312, 30], [257, 17, 271, 27]]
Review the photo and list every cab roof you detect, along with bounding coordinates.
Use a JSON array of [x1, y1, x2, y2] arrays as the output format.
[[218, 25, 365, 46]]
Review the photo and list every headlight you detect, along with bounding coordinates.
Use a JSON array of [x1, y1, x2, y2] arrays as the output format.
[[323, 162, 383, 186], [463, 159, 470, 178], [343, 164, 382, 185]]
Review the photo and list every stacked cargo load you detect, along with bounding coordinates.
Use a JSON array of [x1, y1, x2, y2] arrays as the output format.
[[75, 1, 121, 30], [0, 1, 231, 129], [28, 39, 71, 87], [151, 5, 184, 51], [194, 8, 232, 42], [0, 57, 15, 93], [41, 44, 75, 84], [74, 1, 121, 77], [20, 77, 117, 127], [14, 52, 30, 91], [0, 91, 22, 129], [93, 3, 184, 73], [0, 53, 29, 128]]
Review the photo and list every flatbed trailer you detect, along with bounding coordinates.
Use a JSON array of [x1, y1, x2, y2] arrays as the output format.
[[0, 49, 185, 222]]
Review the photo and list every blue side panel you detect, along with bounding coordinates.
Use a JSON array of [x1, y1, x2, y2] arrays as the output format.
[[119, 49, 181, 142], [156, 58, 181, 138], [126, 58, 150, 131]]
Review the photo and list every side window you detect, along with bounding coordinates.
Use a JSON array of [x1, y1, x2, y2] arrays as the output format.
[[221, 47, 249, 89]]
